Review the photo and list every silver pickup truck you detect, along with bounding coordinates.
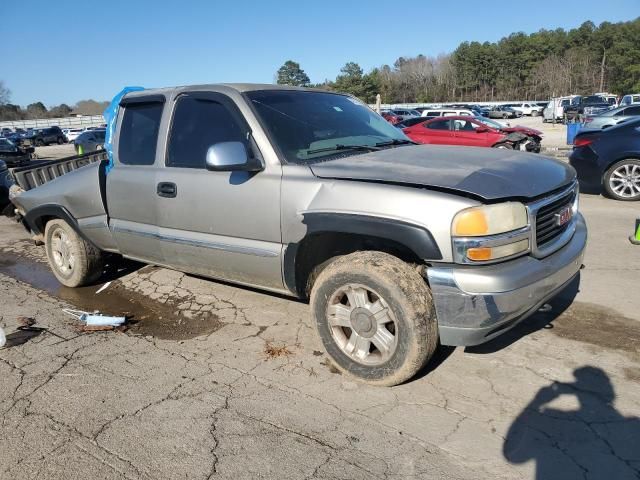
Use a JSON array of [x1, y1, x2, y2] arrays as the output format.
[[9, 84, 587, 386]]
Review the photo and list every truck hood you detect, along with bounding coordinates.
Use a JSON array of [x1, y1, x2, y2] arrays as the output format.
[[308, 145, 575, 201]]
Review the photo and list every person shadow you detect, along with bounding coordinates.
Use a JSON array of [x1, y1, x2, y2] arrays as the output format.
[[503, 366, 640, 479]]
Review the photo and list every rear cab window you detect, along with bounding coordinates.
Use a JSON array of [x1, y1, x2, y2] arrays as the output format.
[[118, 98, 164, 165]]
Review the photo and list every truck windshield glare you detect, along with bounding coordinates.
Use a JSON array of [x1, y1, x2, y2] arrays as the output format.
[[246, 90, 408, 164]]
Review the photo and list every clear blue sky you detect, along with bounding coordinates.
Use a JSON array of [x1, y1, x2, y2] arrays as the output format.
[[5, 0, 638, 107]]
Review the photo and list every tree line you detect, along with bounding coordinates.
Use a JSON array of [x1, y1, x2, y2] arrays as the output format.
[[277, 18, 640, 104], [0, 81, 108, 121]]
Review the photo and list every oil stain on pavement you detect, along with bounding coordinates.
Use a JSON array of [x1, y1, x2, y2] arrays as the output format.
[[0, 252, 223, 340]]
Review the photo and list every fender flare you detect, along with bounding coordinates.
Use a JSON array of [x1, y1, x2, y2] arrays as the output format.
[[23, 204, 99, 248], [283, 212, 443, 295]]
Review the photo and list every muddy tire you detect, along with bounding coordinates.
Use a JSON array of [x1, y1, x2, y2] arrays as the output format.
[[310, 251, 438, 386], [44, 219, 104, 287]]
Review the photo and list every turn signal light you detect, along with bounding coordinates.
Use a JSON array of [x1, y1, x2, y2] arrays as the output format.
[[465, 239, 530, 262], [467, 247, 492, 261]]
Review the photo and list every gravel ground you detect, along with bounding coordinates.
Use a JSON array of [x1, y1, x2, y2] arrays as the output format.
[[0, 190, 638, 479]]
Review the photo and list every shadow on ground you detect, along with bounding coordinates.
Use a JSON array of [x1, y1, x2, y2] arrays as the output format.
[[504, 366, 640, 479]]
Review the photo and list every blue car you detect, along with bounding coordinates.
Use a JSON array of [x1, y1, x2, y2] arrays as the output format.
[[569, 118, 640, 201]]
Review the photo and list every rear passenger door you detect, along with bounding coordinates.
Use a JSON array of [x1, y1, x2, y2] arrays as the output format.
[[154, 92, 283, 290], [107, 96, 166, 263]]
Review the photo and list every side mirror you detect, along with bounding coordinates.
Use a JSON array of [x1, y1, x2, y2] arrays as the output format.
[[476, 126, 489, 133], [205, 141, 263, 172]]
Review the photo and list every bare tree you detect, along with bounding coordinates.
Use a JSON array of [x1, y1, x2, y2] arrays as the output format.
[[0, 81, 10, 105]]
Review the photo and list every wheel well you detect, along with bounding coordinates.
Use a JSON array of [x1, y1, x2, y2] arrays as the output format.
[[33, 215, 57, 234], [604, 157, 640, 175], [292, 232, 423, 299]]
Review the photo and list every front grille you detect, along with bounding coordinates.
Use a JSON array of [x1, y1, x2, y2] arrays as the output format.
[[535, 188, 576, 248]]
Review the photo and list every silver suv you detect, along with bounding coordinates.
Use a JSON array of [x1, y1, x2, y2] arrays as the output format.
[[10, 84, 587, 386]]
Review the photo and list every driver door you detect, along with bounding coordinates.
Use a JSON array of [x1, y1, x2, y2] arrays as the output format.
[[452, 119, 490, 147], [154, 92, 284, 291]]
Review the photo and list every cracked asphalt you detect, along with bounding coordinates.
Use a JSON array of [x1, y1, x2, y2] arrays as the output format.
[[0, 193, 639, 479]]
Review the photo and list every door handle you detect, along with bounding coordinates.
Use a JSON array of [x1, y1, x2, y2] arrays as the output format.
[[157, 182, 177, 198]]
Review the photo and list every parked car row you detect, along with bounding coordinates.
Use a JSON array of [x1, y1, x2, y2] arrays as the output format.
[[0, 124, 107, 147], [2, 126, 66, 146], [542, 93, 630, 123]]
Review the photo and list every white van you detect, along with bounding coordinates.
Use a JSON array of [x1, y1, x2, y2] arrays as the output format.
[[421, 108, 474, 118]]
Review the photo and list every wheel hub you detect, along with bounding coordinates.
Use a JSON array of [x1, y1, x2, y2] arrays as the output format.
[[350, 308, 376, 338], [326, 284, 398, 366]]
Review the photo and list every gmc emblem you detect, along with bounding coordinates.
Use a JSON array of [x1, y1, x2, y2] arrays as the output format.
[[555, 206, 573, 226]]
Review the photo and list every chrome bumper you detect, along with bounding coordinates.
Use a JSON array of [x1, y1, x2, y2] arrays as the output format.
[[427, 213, 587, 346]]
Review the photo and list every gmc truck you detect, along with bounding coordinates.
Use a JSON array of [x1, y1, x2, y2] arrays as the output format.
[[8, 84, 587, 386]]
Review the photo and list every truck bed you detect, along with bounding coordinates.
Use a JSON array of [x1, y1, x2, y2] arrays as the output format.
[[10, 151, 107, 191]]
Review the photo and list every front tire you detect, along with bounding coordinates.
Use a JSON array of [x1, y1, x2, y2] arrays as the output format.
[[603, 159, 640, 201], [310, 251, 438, 386], [44, 219, 104, 287]]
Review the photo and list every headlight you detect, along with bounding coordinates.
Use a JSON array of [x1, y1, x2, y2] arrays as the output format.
[[452, 202, 530, 263], [453, 202, 528, 236]]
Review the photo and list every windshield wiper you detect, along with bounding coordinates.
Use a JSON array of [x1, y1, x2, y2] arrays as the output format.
[[375, 139, 417, 147], [305, 144, 381, 155]]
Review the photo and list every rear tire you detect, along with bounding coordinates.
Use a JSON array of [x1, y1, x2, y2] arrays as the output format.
[[310, 251, 438, 386], [603, 159, 640, 201], [44, 219, 104, 287], [57, 137, 64, 145]]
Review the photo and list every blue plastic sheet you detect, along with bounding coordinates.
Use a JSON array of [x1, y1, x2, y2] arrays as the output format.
[[103, 86, 144, 173]]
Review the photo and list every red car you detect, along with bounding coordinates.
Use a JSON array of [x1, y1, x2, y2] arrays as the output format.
[[403, 116, 542, 151], [381, 111, 402, 125]]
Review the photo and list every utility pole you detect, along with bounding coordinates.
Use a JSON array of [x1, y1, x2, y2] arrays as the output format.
[[599, 48, 606, 93]]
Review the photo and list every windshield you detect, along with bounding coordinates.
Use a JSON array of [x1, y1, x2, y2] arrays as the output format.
[[584, 96, 605, 104], [246, 90, 408, 164], [475, 117, 504, 129]]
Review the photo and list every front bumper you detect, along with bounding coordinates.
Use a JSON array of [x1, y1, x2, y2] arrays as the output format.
[[426, 213, 587, 346]]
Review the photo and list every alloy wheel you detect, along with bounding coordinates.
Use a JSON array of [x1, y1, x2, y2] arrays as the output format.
[[609, 164, 640, 199], [50, 228, 75, 275], [326, 284, 398, 366]]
